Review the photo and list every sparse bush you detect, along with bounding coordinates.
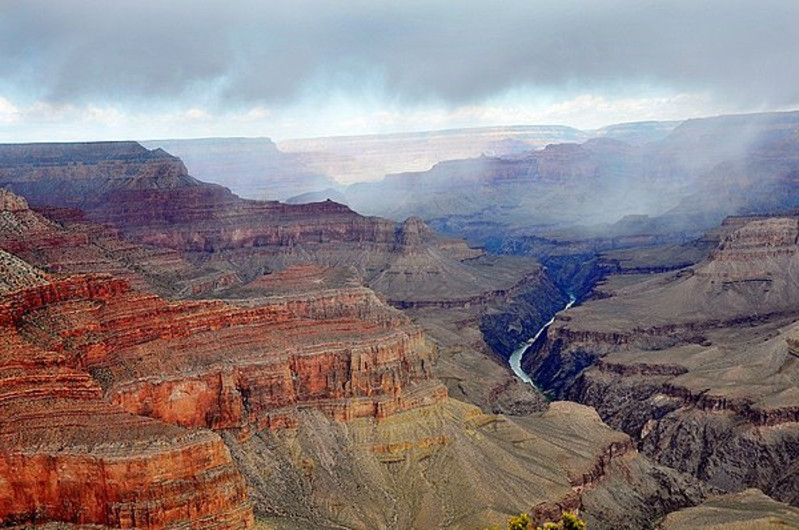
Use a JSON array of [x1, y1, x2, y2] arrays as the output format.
[[503, 511, 586, 530], [508, 512, 532, 530], [561, 512, 586, 530]]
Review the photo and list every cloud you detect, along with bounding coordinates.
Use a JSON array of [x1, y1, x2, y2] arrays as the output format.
[[0, 97, 20, 124], [0, 0, 797, 112]]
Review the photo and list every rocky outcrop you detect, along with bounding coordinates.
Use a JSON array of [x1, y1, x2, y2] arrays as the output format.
[[708, 217, 799, 262], [17, 275, 439, 430], [0, 187, 244, 297], [0, 142, 197, 208], [0, 273, 253, 527], [0, 429, 252, 528], [89, 186, 401, 252], [0, 249, 50, 294], [0, 245, 446, 526], [523, 217, 799, 505]]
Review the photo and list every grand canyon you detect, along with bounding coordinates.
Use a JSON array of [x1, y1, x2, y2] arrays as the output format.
[[2, 2, 799, 529]]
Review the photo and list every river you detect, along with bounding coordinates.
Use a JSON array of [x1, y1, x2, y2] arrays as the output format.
[[508, 294, 576, 387]]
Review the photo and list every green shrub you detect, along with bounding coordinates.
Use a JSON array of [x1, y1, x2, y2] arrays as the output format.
[[503, 511, 586, 530], [508, 513, 532, 530], [561, 512, 586, 530]]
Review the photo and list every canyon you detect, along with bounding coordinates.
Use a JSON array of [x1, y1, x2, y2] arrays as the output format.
[[0, 205, 448, 526], [0, 141, 573, 415], [5, 2, 799, 526], [322, 111, 799, 260], [523, 214, 799, 507], [1, 134, 798, 528]]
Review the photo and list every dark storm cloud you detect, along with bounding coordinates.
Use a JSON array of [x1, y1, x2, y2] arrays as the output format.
[[1, 0, 797, 108]]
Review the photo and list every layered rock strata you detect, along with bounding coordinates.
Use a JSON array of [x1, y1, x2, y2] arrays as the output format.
[[0, 143, 565, 418], [0, 244, 443, 526], [524, 217, 799, 505], [17, 271, 439, 430], [0, 188, 238, 297], [0, 254, 253, 527], [0, 144, 725, 528], [0, 141, 197, 207]]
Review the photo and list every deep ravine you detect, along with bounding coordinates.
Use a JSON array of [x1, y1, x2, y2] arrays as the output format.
[[509, 293, 576, 387]]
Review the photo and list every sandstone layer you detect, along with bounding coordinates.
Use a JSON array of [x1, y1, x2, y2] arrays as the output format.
[[0, 254, 253, 527], [0, 143, 568, 418], [0, 188, 236, 298], [0, 240, 442, 526]]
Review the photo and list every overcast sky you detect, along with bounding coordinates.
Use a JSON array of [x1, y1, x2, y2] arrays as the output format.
[[1, 0, 797, 142]]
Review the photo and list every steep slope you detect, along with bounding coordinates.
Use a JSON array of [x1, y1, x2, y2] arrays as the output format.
[[524, 216, 799, 505], [233, 400, 713, 530], [0, 252, 253, 528], [0, 188, 236, 297], [0, 141, 199, 208]]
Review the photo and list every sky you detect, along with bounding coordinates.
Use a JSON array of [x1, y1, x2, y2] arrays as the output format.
[[0, 0, 798, 142]]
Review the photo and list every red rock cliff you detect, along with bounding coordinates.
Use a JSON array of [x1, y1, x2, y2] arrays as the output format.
[[0, 258, 253, 527], [0, 249, 442, 526]]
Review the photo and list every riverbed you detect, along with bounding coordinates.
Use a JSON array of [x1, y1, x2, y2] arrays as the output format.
[[508, 294, 576, 387]]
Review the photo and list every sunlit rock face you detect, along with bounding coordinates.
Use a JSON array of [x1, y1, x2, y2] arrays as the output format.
[[0, 243, 444, 526], [0, 261, 252, 527]]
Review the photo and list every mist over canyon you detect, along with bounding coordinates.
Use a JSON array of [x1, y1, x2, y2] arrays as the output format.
[[3, 1, 799, 527], [0, 108, 797, 528]]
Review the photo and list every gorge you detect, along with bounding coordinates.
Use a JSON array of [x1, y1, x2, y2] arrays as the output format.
[[0, 124, 797, 528], [5, 3, 799, 527], [509, 294, 577, 388]]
